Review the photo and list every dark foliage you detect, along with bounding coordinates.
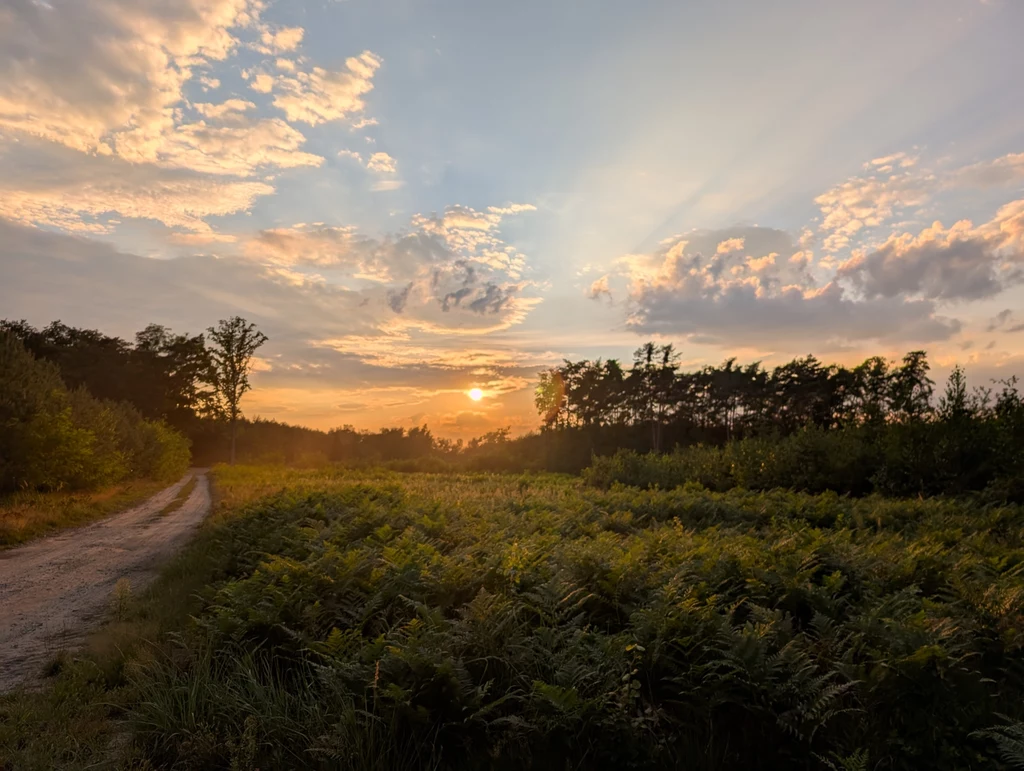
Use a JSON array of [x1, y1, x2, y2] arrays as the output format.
[[0, 330, 189, 491]]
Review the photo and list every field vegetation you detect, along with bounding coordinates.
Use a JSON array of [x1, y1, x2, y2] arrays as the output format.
[[5, 465, 1024, 769]]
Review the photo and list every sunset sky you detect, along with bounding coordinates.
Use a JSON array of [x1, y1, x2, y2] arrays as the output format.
[[3, 0, 1024, 438]]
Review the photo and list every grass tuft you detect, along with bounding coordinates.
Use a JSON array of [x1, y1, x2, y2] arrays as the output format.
[[0, 480, 169, 548]]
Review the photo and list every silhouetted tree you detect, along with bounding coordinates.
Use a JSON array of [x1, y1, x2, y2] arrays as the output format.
[[207, 317, 268, 465]]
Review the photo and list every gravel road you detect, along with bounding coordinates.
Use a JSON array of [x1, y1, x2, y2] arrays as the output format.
[[0, 470, 210, 692]]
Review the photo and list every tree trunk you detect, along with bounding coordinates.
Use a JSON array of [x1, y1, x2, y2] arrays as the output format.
[[230, 417, 236, 465]]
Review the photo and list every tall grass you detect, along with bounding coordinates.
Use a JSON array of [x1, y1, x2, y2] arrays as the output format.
[[0, 479, 168, 547]]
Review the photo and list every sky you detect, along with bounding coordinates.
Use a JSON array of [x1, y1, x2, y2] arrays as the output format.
[[2, 0, 1024, 439]]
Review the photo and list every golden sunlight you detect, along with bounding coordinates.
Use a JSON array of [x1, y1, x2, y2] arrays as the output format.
[[468, 388, 484, 401]]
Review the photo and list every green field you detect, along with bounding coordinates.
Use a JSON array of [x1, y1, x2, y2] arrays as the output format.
[[5, 465, 1024, 770]]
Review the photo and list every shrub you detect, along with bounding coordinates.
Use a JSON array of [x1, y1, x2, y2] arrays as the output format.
[[137, 420, 192, 481], [0, 330, 190, 491]]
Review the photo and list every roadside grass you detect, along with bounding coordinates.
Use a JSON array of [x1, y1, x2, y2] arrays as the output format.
[[0, 480, 170, 548], [157, 476, 197, 518]]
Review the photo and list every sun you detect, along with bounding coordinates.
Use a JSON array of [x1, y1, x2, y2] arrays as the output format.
[[468, 388, 484, 401]]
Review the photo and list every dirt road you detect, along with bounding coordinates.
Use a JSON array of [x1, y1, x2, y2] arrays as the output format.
[[0, 470, 211, 692]]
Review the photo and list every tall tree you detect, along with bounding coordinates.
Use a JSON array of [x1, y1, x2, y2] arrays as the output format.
[[207, 317, 268, 464]]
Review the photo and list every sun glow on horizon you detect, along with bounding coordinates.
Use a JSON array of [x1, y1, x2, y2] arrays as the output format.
[[468, 388, 484, 401]]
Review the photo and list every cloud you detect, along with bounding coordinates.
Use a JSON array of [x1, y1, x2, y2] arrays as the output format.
[[243, 204, 541, 333], [837, 220, 1010, 301], [133, 110, 323, 176], [986, 309, 1024, 335], [865, 152, 918, 172], [0, 143, 272, 233], [588, 274, 612, 301], [192, 99, 254, 119], [0, 0, 258, 156], [838, 211, 1024, 302], [716, 237, 745, 254], [246, 224, 425, 276], [487, 204, 538, 216], [815, 151, 1024, 253], [0, 218, 382, 342], [260, 26, 303, 53], [815, 168, 933, 252], [314, 332, 557, 377], [949, 153, 1024, 189], [620, 226, 960, 347], [168, 232, 238, 245], [367, 152, 397, 173], [336, 149, 402, 187], [249, 71, 275, 93], [0, 0, 382, 236], [412, 203, 535, 276], [987, 309, 1014, 332], [0, 217, 550, 439], [254, 51, 382, 125], [386, 283, 413, 313]]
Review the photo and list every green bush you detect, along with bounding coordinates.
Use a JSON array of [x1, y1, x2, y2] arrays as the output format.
[[0, 330, 190, 491], [585, 420, 1022, 501], [137, 420, 192, 481], [66, 386, 131, 485]]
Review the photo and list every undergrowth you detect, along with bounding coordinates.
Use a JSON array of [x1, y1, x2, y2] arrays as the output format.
[[4, 466, 1024, 769]]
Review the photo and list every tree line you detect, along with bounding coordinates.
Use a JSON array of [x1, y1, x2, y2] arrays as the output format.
[[537, 343, 962, 447], [5, 317, 1022, 499], [0, 318, 530, 471], [535, 344, 1024, 499], [1, 317, 267, 491]]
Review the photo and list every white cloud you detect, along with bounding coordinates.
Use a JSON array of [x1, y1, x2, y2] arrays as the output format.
[[243, 204, 541, 333], [249, 71, 275, 93], [948, 153, 1024, 189], [367, 151, 397, 173], [588, 274, 612, 301], [260, 26, 304, 53], [0, 145, 273, 233], [815, 151, 1024, 253], [716, 237, 745, 254], [139, 111, 324, 176], [815, 168, 934, 251], [619, 226, 959, 347], [0, 0, 259, 156], [254, 51, 382, 126], [487, 203, 538, 216], [192, 99, 255, 119]]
